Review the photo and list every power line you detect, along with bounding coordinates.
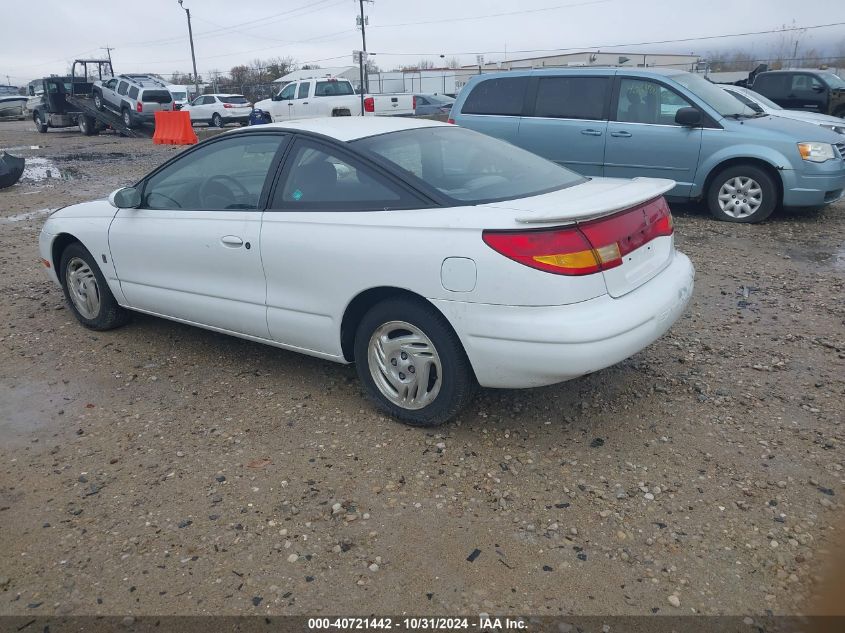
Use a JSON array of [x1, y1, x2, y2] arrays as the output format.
[[370, 0, 612, 29], [369, 20, 845, 58]]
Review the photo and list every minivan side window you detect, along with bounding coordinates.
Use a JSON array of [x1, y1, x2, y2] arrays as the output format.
[[461, 77, 529, 116], [616, 78, 693, 126], [533, 76, 609, 120]]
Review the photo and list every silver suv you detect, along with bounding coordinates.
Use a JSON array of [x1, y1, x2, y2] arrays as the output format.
[[93, 74, 173, 128]]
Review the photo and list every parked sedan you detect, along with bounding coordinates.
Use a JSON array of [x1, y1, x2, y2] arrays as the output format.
[[38, 118, 694, 426], [721, 85, 845, 135], [414, 94, 455, 116], [183, 94, 252, 127]]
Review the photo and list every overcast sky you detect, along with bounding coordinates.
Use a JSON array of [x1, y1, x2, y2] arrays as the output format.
[[2, 0, 843, 84]]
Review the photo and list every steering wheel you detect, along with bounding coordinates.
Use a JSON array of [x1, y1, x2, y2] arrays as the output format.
[[199, 174, 250, 208]]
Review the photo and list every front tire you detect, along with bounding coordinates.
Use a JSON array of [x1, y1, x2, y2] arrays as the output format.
[[353, 298, 476, 426], [34, 112, 48, 133], [706, 164, 777, 223], [212, 113, 224, 128], [60, 243, 129, 331]]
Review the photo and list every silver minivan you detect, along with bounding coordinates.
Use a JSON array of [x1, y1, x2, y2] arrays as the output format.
[[93, 74, 173, 128]]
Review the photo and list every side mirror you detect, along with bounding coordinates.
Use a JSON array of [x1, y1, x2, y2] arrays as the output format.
[[108, 186, 141, 209], [675, 107, 702, 127], [812, 85, 826, 93]]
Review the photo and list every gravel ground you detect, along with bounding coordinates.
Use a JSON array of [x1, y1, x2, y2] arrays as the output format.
[[0, 119, 843, 617]]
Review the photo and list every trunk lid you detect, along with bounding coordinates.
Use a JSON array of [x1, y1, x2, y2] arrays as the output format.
[[484, 177, 677, 298]]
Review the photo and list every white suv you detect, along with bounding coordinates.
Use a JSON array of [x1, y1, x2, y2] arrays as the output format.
[[93, 74, 173, 128], [183, 94, 252, 127]]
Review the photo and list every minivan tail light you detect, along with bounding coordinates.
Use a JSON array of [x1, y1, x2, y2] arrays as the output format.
[[136, 101, 143, 112], [482, 197, 673, 276], [363, 96, 375, 113]]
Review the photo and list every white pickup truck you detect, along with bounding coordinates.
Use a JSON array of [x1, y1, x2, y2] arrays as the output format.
[[253, 77, 414, 122]]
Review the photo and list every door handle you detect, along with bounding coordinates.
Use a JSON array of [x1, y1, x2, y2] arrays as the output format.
[[220, 235, 244, 247], [610, 131, 633, 138], [302, 101, 309, 105], [581, 129, 603, 136]]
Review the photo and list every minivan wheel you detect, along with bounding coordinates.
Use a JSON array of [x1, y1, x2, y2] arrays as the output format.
[[60, 243, 129, 331], [212, 113, 224, 128], [707, 165, 777, 223], [354, 298, 476, 426]]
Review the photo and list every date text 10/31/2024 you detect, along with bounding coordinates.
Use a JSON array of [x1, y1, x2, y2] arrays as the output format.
[[307, 617, 528, 630]]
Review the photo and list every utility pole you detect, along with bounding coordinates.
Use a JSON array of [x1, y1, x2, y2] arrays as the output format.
[[101, 47, 114, 75], [178, 0, 200, 98], [356, 0, 372, 114]]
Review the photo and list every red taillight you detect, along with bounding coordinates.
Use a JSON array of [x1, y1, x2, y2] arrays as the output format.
[[136, 101, 143, 112], [363, 96, 374, 113], [447, 117, 455, 124], [223, 103, 233, 108], [482, 197, 673, 276], [412, 96, 416, 110]]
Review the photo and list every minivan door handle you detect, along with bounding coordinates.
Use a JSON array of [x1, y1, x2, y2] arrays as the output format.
[[581, 129, 603, 136], [610, 131, 633, 138]]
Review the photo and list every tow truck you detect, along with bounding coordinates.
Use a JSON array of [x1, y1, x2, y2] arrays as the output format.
[[28, 59, 152, 138]]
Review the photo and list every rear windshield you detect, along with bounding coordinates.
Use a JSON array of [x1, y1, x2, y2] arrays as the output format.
[[170, 91, 187, 100], [354, 126, 586, 204], [315, 81, 355, 97], [219, 96, 249, 104], [142, 90, 173, 103]]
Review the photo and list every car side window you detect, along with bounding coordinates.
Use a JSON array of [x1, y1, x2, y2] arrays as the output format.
[[128, 86, 139, 100], [615, 78, 693, 125], [416, 96, 428, 106], [271, 140, 421, 211], [297, 82, 310, 99], [533, 76, 609, 120], [106, 79, 117, 89], [204, 96, 215, 105], [117, 81, 129, 96], [791, 74, 824, 93], [141, 134, 288, 211], [461, 77, 529, 115], [279, 83, 296, 100]]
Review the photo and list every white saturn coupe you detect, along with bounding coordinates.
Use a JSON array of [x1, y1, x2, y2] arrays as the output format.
[[39, 118, 694, 426]]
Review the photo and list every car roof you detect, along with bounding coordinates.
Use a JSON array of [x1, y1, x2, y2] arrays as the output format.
[[242, 117, 450, 142]]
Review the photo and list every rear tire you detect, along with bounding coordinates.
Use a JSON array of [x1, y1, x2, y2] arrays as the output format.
[[79, 115, 98, 136], [59, 242, 129, 331], [212, 113, 223, 128], [706, 164, 777, 223], [353, 298, 476, 426], [34, 112, 48, 133], [122, 108, 135, 129]]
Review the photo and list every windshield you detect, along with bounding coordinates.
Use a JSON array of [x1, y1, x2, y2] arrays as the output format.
[[672, 72, 757, 117], [354, 126, 587, 204], [820, 72, 845, 89], [170, 91, 187, 100]]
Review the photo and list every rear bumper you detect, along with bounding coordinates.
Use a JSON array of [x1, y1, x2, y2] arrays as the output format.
[[221, 114, 250, 123], [781, 160, 845, 207], [432, 251, 695, 388]]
